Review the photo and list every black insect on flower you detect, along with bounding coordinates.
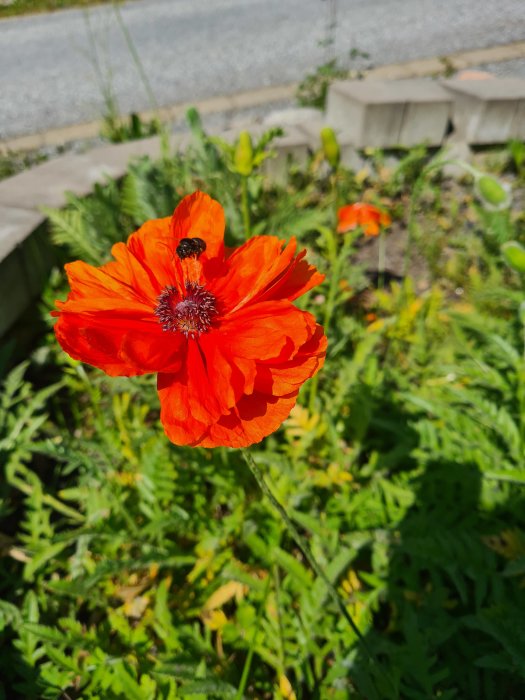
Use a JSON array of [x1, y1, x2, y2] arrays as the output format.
[[176, 237, 207, 260]]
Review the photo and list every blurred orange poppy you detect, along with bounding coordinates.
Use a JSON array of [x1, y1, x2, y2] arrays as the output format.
[[337, 203, 391, 237], [53, 192, 326, 448]]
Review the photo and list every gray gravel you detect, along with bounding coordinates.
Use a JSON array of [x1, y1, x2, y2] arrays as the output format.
[[477, 58, 525, 77], [1, 0, 525, 139]]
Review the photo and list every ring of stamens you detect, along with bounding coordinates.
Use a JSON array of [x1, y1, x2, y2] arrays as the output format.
[[155, 282, 218, 338]]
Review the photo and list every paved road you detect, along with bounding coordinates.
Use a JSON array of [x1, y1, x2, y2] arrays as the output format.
[[1, 0, 525, 139]]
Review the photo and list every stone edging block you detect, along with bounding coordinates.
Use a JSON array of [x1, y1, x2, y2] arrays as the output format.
[[263, 126, 310, 184], [0, 205, 46, 261], [326, 79, 452, 148], [441, 78, 525, 144]]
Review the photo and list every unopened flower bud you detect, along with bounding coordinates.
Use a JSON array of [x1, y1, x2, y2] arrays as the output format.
[[320, 127, 340, 169], [475, 175, 511, 211], [501, 241, 525, 274], [234, 131, 254, 176]]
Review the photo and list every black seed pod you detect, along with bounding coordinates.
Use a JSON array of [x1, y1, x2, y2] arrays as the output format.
[[176, 237, 206, 260]]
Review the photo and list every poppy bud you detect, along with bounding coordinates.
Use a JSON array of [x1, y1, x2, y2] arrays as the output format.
[[501, 241, 525, 274], [475, 175, 511, 211], [320, 127, 340, 169], [234, 131, 254, 176]]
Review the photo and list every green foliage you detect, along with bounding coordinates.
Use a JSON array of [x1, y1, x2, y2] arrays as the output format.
[[0, 149, 48, 183], [2, 127, 525, 698], [0, 0, 113, 18], [102, 112, 162, 144], [296, 59, 349, 109], [296, 49, 369, 110]]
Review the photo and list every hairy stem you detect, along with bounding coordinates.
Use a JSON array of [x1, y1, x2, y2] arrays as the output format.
[[242, 449, 369, 648], [241, 176, 251, 240], [378, 229, 386, 289], [235, 574, 270, 699]]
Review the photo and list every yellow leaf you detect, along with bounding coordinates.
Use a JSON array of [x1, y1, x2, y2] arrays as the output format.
[[202, 609, 228, 631], [483, 529, 525, 560], [187, 549, 214, 584], [341, 569, 361, 595], [355, 168, 370, 185], [202, 581, 246, 612], [279, 674, 297, 700], [284, 404, 320, 440], [123, 596, 148, 620], [366, 318, 385, 333]]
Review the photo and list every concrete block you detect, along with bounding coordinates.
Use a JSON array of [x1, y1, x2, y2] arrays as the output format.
[[85, 135, 164, 179], [19, 224, 56, 297], [512, 99, 525, 139], [211, 124, 268, 144], [0, 251, 31, 338], [263, 107, 323, 128], [0, 217, 56, 337], [0, 205, 46, 261], [326, 79, 452, 148], [0, 133, 179, 212], [0, 154, 113, 211], [441, 138, 474, 179], [295, 120, 327, 150], [262, 126, 310, 185], [442, 78, 525, 144]]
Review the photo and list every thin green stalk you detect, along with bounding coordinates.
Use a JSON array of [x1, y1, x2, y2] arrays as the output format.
[[242, 449, 370, 650], [378, 230, 386, 289], [111, 0, 172, 153], [307, 178, 339, 415], [272, 564, 286, 672], [241, 176, 251, 240], [403, 155, 464, 279], [235, 574, 271, 700], [308, 229, 355, 413], [112, 0, 159, 112], [82, 10, 119, 127], [242, 450, 398, 696]]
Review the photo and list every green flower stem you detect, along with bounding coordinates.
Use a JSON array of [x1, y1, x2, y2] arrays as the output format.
[[403, 155, 463, 279], [308, 230, 356, 413], [241, 176, 251, 240], [235, 574, 271, 700], [242, 449, 370, 651], [378, 229, 386, 289], [272, 563, 286, 672], [112, 0, 159, 113]]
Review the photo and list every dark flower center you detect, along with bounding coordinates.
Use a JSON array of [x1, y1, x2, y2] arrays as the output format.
[[155, 282, 217, 338]]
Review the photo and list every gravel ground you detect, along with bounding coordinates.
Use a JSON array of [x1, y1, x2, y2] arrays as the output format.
[[1, 0, 525, 139], [477, 58, 525, 77]]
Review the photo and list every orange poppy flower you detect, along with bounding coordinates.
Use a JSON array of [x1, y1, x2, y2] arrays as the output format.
[[53, 192, 326, 448], [337, 203, 391, 237]]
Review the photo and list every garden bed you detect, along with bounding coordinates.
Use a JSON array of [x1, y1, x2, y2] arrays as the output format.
[[1, 123, 525, 699]]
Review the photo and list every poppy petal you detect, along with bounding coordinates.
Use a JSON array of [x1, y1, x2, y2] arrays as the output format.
[[209, 236, 294, 312], [55, 314, 184, 376], [254, 324, 327, 396], [256, 249, 325, 303], [125, 217, 185, 295], [198, 391, 299, 448], [218, 301, 313, 361], [54, 259, 185, 376], [157, 366, 209, 446], [157, 332, 257, 445], [170, 191, 225, 261]]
